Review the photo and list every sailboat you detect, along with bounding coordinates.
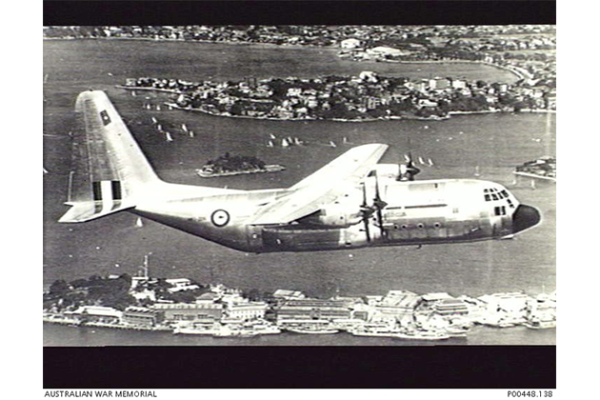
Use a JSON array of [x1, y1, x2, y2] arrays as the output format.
[[131, 91, 136, 97], [182, 123, 188, 133], [427, 158, 434, 167], [474, 166, 480, 177], [157, 124, 163, 131], [189, 130, 194, 138], [531, 179, 536, 189], [267, 140, 274, 148], [136, 217, 143, 228], [329, 141, 337, 148], [43, 167, 48, 175], [165, 132, 174, 142], [418, 156, 426, 165], [269, 134, 277, 140], [156, 105, 161, 111], [281, 138, 290, 148], [294, 137, 303, 145], [343, 137, 350, 145], [151, 117, 158, 124]]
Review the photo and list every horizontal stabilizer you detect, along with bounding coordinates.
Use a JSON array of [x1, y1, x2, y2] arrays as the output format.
[[59, 200, 134, 223]]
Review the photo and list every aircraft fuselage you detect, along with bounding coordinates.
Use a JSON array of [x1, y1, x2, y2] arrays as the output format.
[[132, 178, 541, 253]]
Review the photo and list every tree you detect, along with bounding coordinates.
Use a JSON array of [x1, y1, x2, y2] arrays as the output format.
[[49, 280, 71, 297]]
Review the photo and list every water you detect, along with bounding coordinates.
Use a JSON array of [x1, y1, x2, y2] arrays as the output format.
[[43, 323, 556, 347], [43, 39, 555, 345]]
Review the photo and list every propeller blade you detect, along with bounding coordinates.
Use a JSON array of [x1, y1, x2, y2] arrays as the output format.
[[360, 182, 371, 242], [373, 174, 386, 236]]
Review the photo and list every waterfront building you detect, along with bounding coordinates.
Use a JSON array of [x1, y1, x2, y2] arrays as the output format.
[[375, 290, 421, 318], [122, 307, 157, 327], [64, 306, 122, 323], [433, 298, 469, 317], [226, 302, 268, 320], [275, 298, 353, 321], [152, 302, 223, 322], [478, 292, 531, 314]]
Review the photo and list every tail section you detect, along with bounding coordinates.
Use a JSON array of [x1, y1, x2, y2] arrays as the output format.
[[59, 90, 161, 223]]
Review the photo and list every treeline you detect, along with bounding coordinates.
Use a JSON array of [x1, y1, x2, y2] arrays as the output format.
[[206, 153, 266, 172], [44, 274, 135, 311]]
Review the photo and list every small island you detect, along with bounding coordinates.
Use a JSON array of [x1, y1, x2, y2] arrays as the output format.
[[197, 152, 285, 178], [515, 156, 556, 181]]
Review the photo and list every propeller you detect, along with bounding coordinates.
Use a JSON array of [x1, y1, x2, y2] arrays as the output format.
[[359, 182, 373, 242], [399, 152, 421, 181], [372, 174, 388, 236]]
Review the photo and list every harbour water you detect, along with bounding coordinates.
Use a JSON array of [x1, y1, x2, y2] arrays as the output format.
[[43, 39, 556, 346]]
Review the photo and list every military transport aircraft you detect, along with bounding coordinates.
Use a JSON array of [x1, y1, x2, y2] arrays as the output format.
[[58, 90, 541, 253]]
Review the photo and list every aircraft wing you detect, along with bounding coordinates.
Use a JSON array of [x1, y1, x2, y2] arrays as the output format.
[[247, 143, 388, 225]]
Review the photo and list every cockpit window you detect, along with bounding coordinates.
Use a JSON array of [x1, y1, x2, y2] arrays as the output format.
[[484, 187, 511, 202]]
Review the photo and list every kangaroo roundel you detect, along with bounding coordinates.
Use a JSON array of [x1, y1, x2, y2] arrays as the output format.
[[211, 209, 230, 227]]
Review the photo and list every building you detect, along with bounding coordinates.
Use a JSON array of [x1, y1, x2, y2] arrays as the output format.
[[65, 306, 122, 323], [275, 298, 353, 321], [366, 46, 405, 58], [226, 302, 268, 320], [359, 71, 379, 83], [122, 307, 157, 327], [152, 302, 223, 321], [340, 38, 361, 49], [478, 292, 531, 314], [165, 278, 200, 293], [433, 298, 469, 316], [375, 290, 421, 318], [273, 289, 305, 300]]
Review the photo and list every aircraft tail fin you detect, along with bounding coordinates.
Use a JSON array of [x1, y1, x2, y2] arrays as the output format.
[[59, 90, 161, 223]]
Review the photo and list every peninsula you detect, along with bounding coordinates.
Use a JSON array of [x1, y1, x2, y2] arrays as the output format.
[[121, 71, 555, 123], [43, 265, 557, 340]]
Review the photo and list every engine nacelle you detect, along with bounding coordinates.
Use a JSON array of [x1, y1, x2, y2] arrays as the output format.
[[317, 204, 363, 226], [298, 203, 362, 227]]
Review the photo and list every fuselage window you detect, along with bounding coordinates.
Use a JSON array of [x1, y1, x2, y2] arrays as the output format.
[[401, 224, 408, 229], [507, 198, 514, 208], [433, 222, 441, 228], [491, 193, 499, 201], [500, 190, 509, 198], [494, 206, 507, 216], [417, 223, 424, 229], [484, 194, 491, 202]]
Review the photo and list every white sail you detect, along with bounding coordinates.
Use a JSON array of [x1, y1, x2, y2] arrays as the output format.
[[418, 156, 426, 165], [156, 105, 161, 111], [474, 166, 480, 177], [269, 134, 276, 140], [157, 124, 162, 131], [330, 141, 336, 148], [131, 91, 136, 97], [165, 132, 173, 142], [189, 130, 194, 138], [43, 167, 48, 175], [281, 138, 290, 147], [294, 137, 302, 145], [136, 217, 143, 227], [151, 117, 158, 124], [267, 140, 274, 147], [182, 123, 188, 132], [427, 158, 434, 167]]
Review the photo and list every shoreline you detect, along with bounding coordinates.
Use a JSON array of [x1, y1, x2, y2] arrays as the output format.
[[164, 102, 555, 123], [45, 37, 526, 80], [196, 164, 285, 178]]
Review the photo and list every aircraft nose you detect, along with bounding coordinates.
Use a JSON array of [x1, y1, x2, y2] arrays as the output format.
[[512, 204, 541, 233]]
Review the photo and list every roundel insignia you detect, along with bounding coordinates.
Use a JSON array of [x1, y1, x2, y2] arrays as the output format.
[[211, 209, 230, 227]]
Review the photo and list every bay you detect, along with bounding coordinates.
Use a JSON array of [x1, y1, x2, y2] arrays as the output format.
[[43, 39, 555, 345]]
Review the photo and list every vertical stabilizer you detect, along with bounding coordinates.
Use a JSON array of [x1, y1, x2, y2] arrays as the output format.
[[59, 90, 161, 223]]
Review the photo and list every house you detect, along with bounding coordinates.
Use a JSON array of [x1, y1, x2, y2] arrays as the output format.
[[165, 278, 200, 293], [340, 38, 361, 49], [273, 289, 305, 300], [366, 46, 405, 58]]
